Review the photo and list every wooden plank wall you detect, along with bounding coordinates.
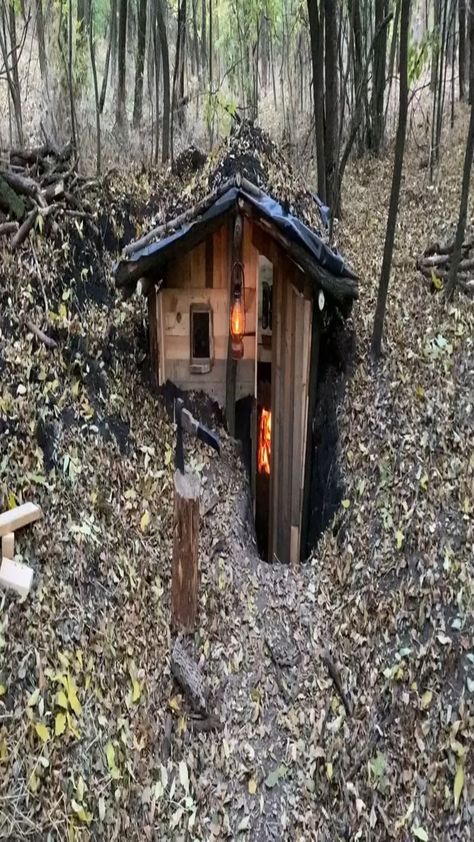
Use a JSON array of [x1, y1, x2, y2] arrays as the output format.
[[269, 250, 313, 565], [154, 219, 257, 409]]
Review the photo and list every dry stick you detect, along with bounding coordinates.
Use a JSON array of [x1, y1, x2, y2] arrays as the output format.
[[11, 208, 37, 249], [26, 321, 57, 349], [321, 649, 353, 717], [31, 241, 49, 316]]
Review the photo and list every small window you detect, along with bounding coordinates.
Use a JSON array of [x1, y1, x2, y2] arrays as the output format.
[[190, 304, 213, 374]]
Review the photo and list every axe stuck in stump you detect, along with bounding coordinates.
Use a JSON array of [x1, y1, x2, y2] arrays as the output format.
[[171, 399, 220, 633]]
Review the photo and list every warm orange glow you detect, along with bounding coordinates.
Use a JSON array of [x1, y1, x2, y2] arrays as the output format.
[[230, 297, 245, 343], [258, 409, 271, 475]]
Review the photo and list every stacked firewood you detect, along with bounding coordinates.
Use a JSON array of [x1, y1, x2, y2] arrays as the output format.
[[417, 237, 474, 295], [0, 136, 98, 249]]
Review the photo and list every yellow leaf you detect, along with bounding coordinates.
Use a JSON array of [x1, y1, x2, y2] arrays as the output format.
[[168, 695, 181, 712], [66, 676, 82, 717], [7, 491, 16, 509], [140, 509, 150, 532], [326, 762, 333, 781], [66, 711, 81, 740], [28, 769, 40, 793], [0, 739, 8, 762], [57, 690, 68, 710], [35, 722, 50, 743], [454, 763, 464, 809], [420, 474, 429, 491], [431, 268, 443, 290], [55, 712, 66, 737], [248, 777, 257, 795], [131, 677, 141, 703], [0, 685, 6, 697], [105, 741, 120, 779], [420, 690, 432, 710], [341, 499, 350, 509], [58, 652, 70, 669], [71, 799, 92, 824], [395, 530, 404, 549]]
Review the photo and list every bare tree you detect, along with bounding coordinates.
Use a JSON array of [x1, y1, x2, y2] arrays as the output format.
[[116, 0, 128, 128], [156, 0, 170, 162], [88, 0, 101, 174], [35, 0, 48, 89], [133, 0, 147, 127], [371, 0, 411, 362], [446, 6, 474, 298], [307, 0, 326, 202], [460, 0, 466, 100]]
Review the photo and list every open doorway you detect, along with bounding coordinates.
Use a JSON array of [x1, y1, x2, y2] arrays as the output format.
[[255, 256, 273, 560]]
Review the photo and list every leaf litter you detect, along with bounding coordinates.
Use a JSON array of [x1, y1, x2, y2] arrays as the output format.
[[0, 111, 473, 840]]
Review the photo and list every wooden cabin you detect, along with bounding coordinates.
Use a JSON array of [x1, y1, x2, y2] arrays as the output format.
[[115, 124, 358, 564]]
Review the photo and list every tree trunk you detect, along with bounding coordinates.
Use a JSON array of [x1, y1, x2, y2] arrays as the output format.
[[133, 0, 147, 127], [324, 0, 338, 212], [67, 0, 77, 151], [460, 0, 466, 100], [35, 0, 48, 89], [370, 0, 388, 154], [116, 0, 128, 127], [99, 0, 117, 114], [371, 0, 411, 361], [307, 0, 326, 202], [88, 0, 101, 175], [446, 25, 474, 296], [156, 0, 170, 162], [469, 0, 474, 104]]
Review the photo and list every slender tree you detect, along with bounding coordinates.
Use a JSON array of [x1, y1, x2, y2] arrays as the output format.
[[459, 0, 466, 100], [307, 0, 326, 202], [371, 0, 411, 362], [35, 0, 48, 89], [446, 7, 474, 298], [116, 0, 128, 127], [88, 0, 101, 174], [370, 0, 388, 153], [133, 0, 147, 127], [156, 0, 170, 162], [324, 0, 338, 212], [99, 0, 117, 113]]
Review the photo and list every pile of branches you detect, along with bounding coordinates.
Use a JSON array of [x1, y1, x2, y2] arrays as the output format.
[[417, 236, 474, 295], [0, 135, 98, 249]]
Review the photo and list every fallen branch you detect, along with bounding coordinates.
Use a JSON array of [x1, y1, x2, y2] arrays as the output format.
[[26, 321, 57, 349], [321, 649, 352, 717]]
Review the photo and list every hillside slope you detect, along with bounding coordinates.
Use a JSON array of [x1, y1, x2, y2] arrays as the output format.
[[0, 116, 473, 841]]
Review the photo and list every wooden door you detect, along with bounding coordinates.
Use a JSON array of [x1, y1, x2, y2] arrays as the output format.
[[270, 259, 312, 565]]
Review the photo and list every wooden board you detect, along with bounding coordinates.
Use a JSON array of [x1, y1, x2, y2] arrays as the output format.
[[0, 503, 42, 537], [0, 557, 33, 597]]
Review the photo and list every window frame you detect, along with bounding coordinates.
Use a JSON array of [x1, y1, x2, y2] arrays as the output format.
[[189, 302, 214, 374]]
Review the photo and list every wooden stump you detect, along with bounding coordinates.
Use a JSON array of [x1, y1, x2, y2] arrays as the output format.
[[172, 469, 200, 633]]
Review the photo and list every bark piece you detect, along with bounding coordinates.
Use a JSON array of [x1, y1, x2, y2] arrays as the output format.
[[171, 638, 208, 713]]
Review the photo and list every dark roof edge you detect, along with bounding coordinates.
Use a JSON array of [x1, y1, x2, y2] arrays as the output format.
[[114, 180, 359, 304]]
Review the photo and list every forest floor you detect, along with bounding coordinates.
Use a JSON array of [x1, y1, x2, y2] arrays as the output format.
[[0, 110, 473, 842]]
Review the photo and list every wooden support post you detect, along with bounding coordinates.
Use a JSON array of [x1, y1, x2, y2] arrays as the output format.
[[172, 469, 201, 633], [1, 532, 14, 559], [225, 213, 243, 437]]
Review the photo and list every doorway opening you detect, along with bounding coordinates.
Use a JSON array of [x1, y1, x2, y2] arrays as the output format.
[[254, 255, 273, 560]]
